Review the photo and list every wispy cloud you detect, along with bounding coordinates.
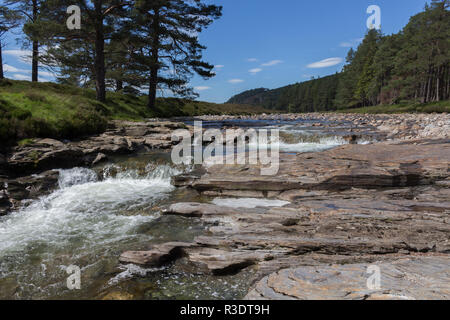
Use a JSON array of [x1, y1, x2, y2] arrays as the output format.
[[11, 74, 30, 81], [307, 57, 343, 68], [4, 63, 54, 78], [261, 60, 283, 67], [228, 79, 244, 84], [194, 86, 211, 91], [214, 65, 224, 69], [39, 70, 55, 78], [247, 58, 258, 62], [3, 49, 32, 63], [11, 73, 50, 82], [3, 64, 28, 73], [249, 68, 262, 74], [339, 42, 353, 48], [339, 38, 363, 48]]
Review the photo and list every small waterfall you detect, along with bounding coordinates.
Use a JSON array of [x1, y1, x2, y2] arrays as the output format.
[[0, 162, 181, 299]]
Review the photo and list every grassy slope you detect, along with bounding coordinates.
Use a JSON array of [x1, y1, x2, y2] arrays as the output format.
[[0, 79, 271, 144]]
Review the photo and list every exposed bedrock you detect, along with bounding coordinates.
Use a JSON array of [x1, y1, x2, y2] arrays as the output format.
[[245, 257, 450, 300], [124, 139, 450, 299], [173, 139, 450, 193]]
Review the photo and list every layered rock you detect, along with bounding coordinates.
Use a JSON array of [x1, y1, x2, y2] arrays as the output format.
[[123, 139, 450, 299], [245, 256, 450, 300], [176, 139, 450, 194]]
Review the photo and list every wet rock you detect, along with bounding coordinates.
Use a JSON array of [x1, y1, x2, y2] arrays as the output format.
[[1, 120, 188, 213], [245, 256, 450, 300], [0, 153, 8, 176], [7, 148, 84, 176], [6, 170, 60, 203], [92, 153, 107, 166], [119, 242, 194, 267], [143, 138, 172, 149], [185, 248, 265, 275], [125, 138, 450, 299], [33, 138, 65, 148], [165, 202, 236, 217], [0, 189, 11, 216]]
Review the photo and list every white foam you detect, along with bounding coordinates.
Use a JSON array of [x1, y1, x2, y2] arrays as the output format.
[[248, 135, 346, 153], [0, 165, 179, 256], [212, 198, 290, 209]]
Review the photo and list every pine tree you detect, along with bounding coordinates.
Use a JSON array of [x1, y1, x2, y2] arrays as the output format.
[[0, 5, 21, 79], [335, 48, 357, 108], [6, 0, 42, 81], [128, 0, 222, 109], [392, 0, 449, 103], [36, 0, 131, 102]]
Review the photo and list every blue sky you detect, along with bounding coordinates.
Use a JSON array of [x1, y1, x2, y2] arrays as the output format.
[[1, 0, 431, 102]]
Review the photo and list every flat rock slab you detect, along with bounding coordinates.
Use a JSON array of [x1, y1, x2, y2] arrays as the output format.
[[245, 256, 450, 300], [191, 140, 450, 193], [119, 242, 195, 267]]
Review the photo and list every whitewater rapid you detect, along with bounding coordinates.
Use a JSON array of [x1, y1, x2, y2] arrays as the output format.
[[0, 163, 181, 298]]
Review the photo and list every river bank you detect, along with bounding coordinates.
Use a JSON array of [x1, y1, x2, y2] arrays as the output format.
[[0, 112, 449, 299]]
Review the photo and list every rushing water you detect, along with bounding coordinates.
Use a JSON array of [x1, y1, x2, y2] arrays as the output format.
[[0, 119, 375, 300]]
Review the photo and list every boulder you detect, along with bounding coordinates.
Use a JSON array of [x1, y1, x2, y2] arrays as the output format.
[[119, 242, 194, 267]]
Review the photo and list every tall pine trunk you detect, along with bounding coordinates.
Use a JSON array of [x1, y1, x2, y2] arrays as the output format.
[[148, 7, 160, 110], [94, 2, 106, 102], [116, 80, 123, 92], [31, 0, 38, 82], [0, 40, 3, 80], [32, 40, 38, 82]]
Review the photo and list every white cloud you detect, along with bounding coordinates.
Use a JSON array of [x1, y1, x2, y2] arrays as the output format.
[[340, 42, 353, 48], [4, 64, 54, 79], [10, 73, 50, 82], [194, 86, 211, 91], [307, 57, 343, 68], [228, 79, 244, 84], [3, 64, 26, 73], [249, 68, 262, 74], [11, 74, 30, 81], [3, 49, 32, 63], [247, 58, 258, 62], [214, 65, 224, 69], [261, 60, 283, 67], [340, 38, 363, 48]]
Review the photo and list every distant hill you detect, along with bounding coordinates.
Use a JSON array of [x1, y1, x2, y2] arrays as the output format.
[[228, 1, 449, 113], [227, 74, 340, 113]]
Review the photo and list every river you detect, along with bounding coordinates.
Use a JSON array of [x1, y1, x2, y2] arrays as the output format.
[[0, 118, 375, 299]]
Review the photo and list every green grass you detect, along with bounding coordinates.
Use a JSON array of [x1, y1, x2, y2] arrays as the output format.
[[0, 79, 271, 144], [338, 100, 450, 114]]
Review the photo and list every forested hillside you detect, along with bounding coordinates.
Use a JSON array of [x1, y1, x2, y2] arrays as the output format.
[[227, 75, 340, 112], [228, 0, 449, 112]]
